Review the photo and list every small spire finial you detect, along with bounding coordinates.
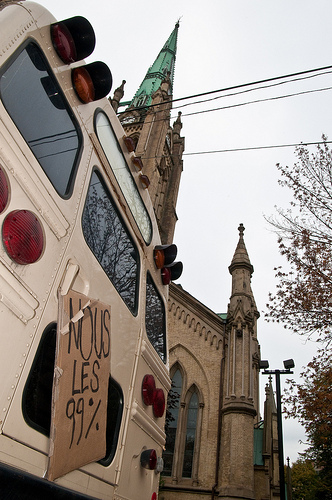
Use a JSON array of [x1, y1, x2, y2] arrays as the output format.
[[110, 80, 126, 112], [173, 111, 183, 135], [229, 223, 253, 275]]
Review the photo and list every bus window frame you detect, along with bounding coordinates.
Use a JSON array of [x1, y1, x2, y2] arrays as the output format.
[[145, 272, 167, 363], [0, 39, 83, 199], [93, 109, 152, 245], [82, 167, 141, 316]]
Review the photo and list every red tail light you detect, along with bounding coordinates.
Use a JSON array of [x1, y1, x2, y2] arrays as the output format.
[[51, 22, 77, 63], [140, 449, 157, 470], [142, 374, 156, 406], [51, 16, 96, 64], [142, 375, 165, 418], [151, 494, 157, 500], [2, 210, 44, 264], [161, 267, 171, 285], [161, 261, 183, 285], [0, 167, 9, 214], [153, 388, 165, 418]]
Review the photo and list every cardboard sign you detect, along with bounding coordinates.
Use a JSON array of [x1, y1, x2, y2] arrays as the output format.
[[47, 290, 111, 481]]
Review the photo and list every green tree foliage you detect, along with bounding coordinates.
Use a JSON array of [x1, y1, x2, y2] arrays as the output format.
[[290, 459, 322, 500], [266, 137, 332, 344]]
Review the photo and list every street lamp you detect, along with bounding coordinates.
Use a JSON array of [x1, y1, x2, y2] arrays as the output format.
[[260, 359, 295, 500]]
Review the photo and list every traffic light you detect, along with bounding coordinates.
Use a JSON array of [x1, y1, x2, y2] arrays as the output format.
[[154, 244, 183, 285], [50, 16, 112, 103]]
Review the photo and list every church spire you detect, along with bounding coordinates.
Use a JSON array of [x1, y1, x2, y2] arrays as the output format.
[[228, 223, 256, 304], [229, 223, 253, 275], [129, 22, 179, 108]]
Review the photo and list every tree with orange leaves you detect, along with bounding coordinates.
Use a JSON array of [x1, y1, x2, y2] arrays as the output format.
[[266, 137, 332, 344], [285, 348, 332, 498], [267, 138, 332, 497]]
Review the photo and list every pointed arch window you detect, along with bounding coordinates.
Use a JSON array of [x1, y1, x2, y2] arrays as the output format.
[[163, 370, 203, 485], [182, 389, 198, 478], [163, 369, 182, 476]]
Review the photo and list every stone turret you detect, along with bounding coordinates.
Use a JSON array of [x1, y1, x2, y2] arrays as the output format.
[[219, 224, 260, 500]]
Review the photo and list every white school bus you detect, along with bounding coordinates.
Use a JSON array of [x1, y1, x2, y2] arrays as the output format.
[[0, 2, 182, 498]]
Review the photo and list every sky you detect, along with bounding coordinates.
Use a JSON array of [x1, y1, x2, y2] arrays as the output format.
[[34, 0, 332, 464]]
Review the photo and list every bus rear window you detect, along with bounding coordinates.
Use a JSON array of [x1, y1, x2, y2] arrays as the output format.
[[82, 170, 139, 314], [0, 42, 81, 197]]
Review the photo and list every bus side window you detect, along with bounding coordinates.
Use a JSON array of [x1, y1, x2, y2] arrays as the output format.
[[23, 324, 123, 465], [94, 111, 152, 244], [99, 379, 123, 467], [145, 273, 166, 362], [0, 42, 82, 197], [82, 169, 140, 315]]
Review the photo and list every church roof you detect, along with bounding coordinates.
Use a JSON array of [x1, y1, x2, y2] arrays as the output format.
[[129, 22, 179, 108]]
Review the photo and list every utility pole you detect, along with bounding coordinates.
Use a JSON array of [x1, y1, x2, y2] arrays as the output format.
[[259, 359, 295, 500]]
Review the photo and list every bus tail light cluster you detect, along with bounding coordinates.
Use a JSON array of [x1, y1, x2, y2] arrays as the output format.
[[0, 168, 44, 265], [51, 16, 112, 103], [142, 374, 165, 418], [2, 210, 44, 265], [154, 244, 183, 285]]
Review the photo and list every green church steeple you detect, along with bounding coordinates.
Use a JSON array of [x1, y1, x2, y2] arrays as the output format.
[[130, 22, 179, 108]]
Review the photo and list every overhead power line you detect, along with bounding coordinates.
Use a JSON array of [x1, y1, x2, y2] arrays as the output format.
[[171, 69, 332, 111], [121, 84, 332, 127], [177, 85, 332, 120], [142, 140, 332, 160], [182, 140, 332, 156], [118, 63, 332, 115], [171, 64, 332, 105]]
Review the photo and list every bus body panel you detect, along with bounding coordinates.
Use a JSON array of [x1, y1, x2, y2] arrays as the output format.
[[0, 2, 170, 499]]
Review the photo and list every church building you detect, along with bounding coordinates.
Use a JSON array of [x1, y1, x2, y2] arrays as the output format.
[[111, 23, 280, 500]]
